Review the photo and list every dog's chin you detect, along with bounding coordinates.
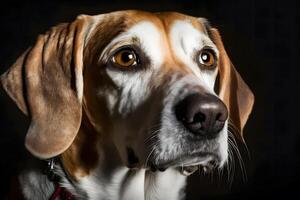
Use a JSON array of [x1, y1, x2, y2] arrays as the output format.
[[148, 152, 221, 176]]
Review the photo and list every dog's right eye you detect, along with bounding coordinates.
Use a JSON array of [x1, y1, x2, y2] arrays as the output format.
[[111, 48, 138, 68]]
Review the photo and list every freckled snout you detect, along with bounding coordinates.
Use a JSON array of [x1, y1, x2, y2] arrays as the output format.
[[175, 93, 228, 138]]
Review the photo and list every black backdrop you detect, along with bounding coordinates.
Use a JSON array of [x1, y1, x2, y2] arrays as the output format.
[[0, 0, 299, 199]]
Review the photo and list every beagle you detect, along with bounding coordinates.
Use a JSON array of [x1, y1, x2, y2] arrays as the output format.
[[1, 10, 254, 200]]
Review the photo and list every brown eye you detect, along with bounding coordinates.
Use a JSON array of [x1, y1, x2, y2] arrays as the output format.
[[198, 49, 216, 68], [112, 48, 137, 68]]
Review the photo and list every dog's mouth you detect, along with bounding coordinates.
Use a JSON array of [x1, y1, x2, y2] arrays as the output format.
[[126, 144, 222, 176], [125, 148, 220, 176], [147, 152, 220, 176], [178, 159, 217, 176]]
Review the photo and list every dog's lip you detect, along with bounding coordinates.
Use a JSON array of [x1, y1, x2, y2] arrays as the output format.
[[178, 155, 218, 176], [148, 152, 220, 175], [178, 160, 218, 176]]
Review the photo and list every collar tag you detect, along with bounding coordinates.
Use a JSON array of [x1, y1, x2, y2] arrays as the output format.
[[43, 158, 57, 181]]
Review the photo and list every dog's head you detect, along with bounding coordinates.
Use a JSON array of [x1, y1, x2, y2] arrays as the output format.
[[0, 11, 254, 175]]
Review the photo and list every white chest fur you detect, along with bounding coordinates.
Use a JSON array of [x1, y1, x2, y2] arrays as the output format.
[[74, 168, 187, 200], [20, 164, 186, 200]]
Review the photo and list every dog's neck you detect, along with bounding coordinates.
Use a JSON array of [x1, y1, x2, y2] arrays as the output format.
[[19, 120, 187, 200], [60, 123, 187, 200], [60, 156, 187, 200]]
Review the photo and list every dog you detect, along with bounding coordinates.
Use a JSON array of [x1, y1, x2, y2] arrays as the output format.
[[1, 10, 254, 200]]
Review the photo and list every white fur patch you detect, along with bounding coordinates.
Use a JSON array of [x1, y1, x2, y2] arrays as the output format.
[[19, 167, 55, 200], [145, 168, 186, 200], [121, 170, 145, 200], [106, 70, 153, 115], [169, 20, 219, 92], [218, 123, 229, 167], [127, 21, 165, 68]]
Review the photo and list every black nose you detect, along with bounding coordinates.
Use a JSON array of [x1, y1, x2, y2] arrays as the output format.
[[175, 93, 228, 138]]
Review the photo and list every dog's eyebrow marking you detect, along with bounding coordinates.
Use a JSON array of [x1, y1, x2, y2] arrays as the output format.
[[99, 36, 142, 63], [102, 21, 165, 69]]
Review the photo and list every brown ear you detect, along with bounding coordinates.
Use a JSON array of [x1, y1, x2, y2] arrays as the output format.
[[210, 28, 254, 140], [0, 15, 92, 159]]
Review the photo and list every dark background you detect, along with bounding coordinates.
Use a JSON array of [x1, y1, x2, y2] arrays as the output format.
[[0, 0, 299, 199]]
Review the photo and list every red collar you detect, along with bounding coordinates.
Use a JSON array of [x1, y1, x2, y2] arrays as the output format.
[[8, 159, 75, 200], [8, 176, 75, 200], [50, 185, 74, 200]]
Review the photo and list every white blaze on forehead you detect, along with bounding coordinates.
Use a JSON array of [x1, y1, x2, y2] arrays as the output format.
[[127, 21, 165, 68], [169, 20, 218, 92], [101, 21, 165, 68]]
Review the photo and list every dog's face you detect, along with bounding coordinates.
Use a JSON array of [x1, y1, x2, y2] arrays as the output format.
[[0, 11, 254, 175], [82, 11, 251, 173]]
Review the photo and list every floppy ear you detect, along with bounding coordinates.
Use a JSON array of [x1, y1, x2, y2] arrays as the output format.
[[0, 15, 92, 159], [210, 28, 254, 140]]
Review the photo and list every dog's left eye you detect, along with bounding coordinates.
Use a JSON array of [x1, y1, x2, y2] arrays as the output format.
[[111, 48, 138, 68], [197, 49, 216, 69]]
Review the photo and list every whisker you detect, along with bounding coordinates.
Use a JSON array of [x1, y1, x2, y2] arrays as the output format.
[[226, 141, 235, 187], [227, 130, 248, 183], [144, 148, 156, 168]]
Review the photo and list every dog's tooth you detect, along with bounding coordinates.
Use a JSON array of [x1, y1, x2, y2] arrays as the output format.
[[182, 170, 193, 176], [180, 166, 198, 176]]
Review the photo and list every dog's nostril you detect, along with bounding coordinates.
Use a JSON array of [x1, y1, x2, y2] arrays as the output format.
[[193, 112, 206, 123], [216, 113, 224, 122]]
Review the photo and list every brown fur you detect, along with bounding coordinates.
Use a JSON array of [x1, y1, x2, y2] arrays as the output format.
[[61, 113, 100, 179], [209, 28, 254, 139]]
